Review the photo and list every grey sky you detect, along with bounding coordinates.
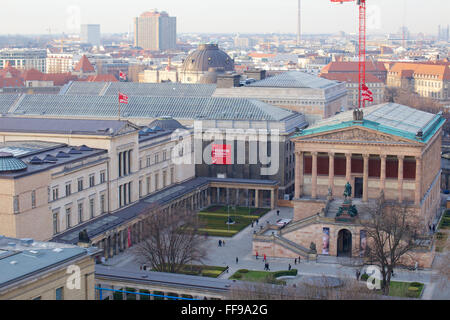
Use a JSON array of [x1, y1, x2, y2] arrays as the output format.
[[1, 0, 448, 35]]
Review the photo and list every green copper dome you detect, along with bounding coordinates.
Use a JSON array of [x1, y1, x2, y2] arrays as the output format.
[[0, 152, 28, 173]]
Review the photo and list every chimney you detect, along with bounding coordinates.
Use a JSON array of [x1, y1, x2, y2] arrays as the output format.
[[244, 69, 266, 81], [216, 73, 241, 88]]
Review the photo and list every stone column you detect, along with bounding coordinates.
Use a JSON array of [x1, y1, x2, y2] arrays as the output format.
[[255, 189, 259, 208], [415, 156, 422, 205], [345, 153, 352, 183], [398, 155, 404, 203], [270, 189, 275, 209], [380, 154, 386, 193], [311, 152, 318, 199], [328, 152, 335, 193], [294, 152, 303, 199], [363, 154, 369, 202]]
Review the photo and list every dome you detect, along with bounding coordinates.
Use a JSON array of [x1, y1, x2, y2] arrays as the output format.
[[182, 44, 234, 73], [148, 118, 185, 131], [0, 152, 27, 173]]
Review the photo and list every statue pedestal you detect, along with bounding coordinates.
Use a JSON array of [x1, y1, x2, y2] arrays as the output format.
[[335, 198, 358, 222]]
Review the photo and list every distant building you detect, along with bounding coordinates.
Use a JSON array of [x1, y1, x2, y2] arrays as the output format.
[[387, 62, 450, 102], [320, 73, 385, 109], [46, 52, 74, 74], [0, 236, 100, 300], [0, 49, 47, 73], [80, 24, 101, 47], [321, 61, 387, 83], [133, 10, 176, 51], [72, 55, 96, 78]]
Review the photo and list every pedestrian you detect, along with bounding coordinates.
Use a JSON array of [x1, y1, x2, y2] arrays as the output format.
[[218, 240, 222, 247], [294, 258, 297, 265], [432, 224, 436, 233], [256, 219, 259, 225], [140, 265, 143, 271], [256, 251, 259, 259], [356, 270, 361, 281], [222, 240, 225, 247], [298, 256, 301, 264], [263, 254, 266, 262], [391, 269, 394, 277], [288, 264, 291, 271], [251, 221, 254, 228], [277, 210, 280, 216], [236, 257, 239, 264], [226, 266, 229, 273]]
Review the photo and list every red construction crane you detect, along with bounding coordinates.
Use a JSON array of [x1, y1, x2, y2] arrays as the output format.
[[331, 0, 372, 109]]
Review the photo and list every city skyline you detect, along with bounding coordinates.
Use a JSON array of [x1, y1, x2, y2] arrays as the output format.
[[1, 0, 449, 36]]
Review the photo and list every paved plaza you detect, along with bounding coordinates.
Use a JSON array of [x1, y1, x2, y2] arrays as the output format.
[[106, 207, 450, 299]]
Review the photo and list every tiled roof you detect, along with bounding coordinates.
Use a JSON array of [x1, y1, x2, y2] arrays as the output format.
[[295, 103, 445, 143], [247, 71, 339, 89], [320, 73, 382, 83], [73, 55, 95, 73], [63, 82, 216, 97], [321, 61, 387, 73], [3, 94, 295, 121], [389, 62, 450, 80], [83, 74, 118, 82]]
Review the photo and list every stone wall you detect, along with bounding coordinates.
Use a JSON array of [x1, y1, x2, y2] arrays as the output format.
[[293, 199, 326, 221]]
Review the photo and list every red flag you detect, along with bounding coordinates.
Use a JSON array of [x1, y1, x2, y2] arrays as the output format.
[[361, 83, 373, 102], [119, 71, 127, 80], [119, 92, 128, 104]]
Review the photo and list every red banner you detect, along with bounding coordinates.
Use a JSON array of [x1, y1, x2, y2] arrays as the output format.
[[119, 92, 128, 104], [211, 144, 232, 165]]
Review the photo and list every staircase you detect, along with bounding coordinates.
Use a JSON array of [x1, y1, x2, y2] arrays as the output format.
[[273, 235, 312, 258]]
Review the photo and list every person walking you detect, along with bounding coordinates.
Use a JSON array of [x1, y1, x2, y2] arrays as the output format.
[[288, 264, 292, 271], [222, 240, 225, 247], [218, 240, 222, 247], [277, 210, 280, 216], [356, 270, 361, 281], [256, 219, 259, 225], [251, 221, 254, 228], [263, 254, 266, 262], [298, 256, 301, 264], [294, 258, 297, 265], [236, 257, 239, 264], [256, 251, 259, 259]]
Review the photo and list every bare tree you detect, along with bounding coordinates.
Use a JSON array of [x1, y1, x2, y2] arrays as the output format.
[[360, 196, 422, 295], [135, 204, 207, 273]]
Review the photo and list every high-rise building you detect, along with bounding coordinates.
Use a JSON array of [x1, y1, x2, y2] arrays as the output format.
[[0, 49, 47, 73], [297, 0, 301, 46], [134, 10, 176, 51], [80, 24, 101, 47]]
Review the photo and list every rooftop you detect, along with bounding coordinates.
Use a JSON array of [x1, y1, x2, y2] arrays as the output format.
[[295, 103, 446, 143], [247, 71, 340, 89], [0, 236, 95, 291], [0, 94, 297, 122], [0, 140, 108, 178], [0, 117, 139, 136]]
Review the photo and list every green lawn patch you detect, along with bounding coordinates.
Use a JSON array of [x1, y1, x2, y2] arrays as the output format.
[[389, 281, 424, 298], [198, 206, 269, 237], [439, 210, 450, 230], [153, 264, 227, 278], [229, 269, 297, 285]]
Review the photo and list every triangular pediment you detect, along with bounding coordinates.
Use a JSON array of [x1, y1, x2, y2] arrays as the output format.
[[295, 127, 421, 145]]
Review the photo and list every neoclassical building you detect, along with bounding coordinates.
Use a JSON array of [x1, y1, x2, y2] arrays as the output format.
[[254, 103, 445, 268]]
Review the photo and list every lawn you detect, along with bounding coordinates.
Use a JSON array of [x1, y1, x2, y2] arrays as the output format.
[[439, 210, 450, 230], [198, 206, 270, 237], [389, 281, 424, 299], [229, 269, 298, 285]]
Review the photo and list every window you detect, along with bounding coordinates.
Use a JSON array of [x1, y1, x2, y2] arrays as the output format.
[[13, 196, 19, 214], [100, 171, 106, 184], [78, 178, 84, 192], [146, 176, 151, 194], [89, 198, 95, 218], [100, 194, 106, 214], [139, 180, 143, 198], [155, 154, 159, 164], [53, 211, 59, 235], [78, 203, 83, 223], [55, 287, 64, 300], [31, 190, 36, 209], [163, 151, 167, 161], [52, 187, 59, 201], [89, 175, 95, 188], [65, 183, 71, 197], [146, 156, 151, 167], [66, 208, 71, 229]]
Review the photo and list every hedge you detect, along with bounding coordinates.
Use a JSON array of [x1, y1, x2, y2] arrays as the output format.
[[273, 269, 298, 278]]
